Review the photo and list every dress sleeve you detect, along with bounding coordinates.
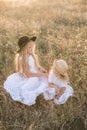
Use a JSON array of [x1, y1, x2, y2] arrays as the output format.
[[19, 56, 22, 61], [60, 80, 67, 88], [48, 70, 54, 83]]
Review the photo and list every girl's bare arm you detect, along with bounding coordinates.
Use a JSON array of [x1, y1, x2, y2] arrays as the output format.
[[18, 59, 48, 78], [35, 55, 47, 73], [56, 87, 66, 99], [49, 83, 60, 93], [24, 71, 48, 78], [38, 66, 47, 73]]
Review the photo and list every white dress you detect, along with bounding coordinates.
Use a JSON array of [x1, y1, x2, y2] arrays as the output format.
[[44, 70, 74, 104], [4, 55, 48, 106]]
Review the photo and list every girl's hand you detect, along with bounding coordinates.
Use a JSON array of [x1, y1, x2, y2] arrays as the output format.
[[55, 87, 60, 98], [55, 87, 60, 95], [55, 94, 60, 99], [41, 72, 48, 78], [19, 72, 24, 77], [40, 68, 48, 73], [43, 69, 47, 73], [55, 87, 66, 99]]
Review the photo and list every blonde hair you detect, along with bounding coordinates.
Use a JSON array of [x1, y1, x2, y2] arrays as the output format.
[[15, 42, 39, 74], [52, 59, 69, 82]]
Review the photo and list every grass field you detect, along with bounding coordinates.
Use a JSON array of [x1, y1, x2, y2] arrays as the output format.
[[0, 0, 87, 130]]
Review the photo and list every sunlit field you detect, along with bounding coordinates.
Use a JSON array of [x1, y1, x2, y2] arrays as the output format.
[[0, 0, 87, 130]]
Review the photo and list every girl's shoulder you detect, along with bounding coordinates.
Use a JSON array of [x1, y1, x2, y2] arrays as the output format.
[[18, 56, 22, 62], [49, 69, 55, 77], [48, 69, 56, 82]]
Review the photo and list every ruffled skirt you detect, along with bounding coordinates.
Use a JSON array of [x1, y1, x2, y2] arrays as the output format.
[[4, 73, 48, 106], [43, 85, 73, 104]]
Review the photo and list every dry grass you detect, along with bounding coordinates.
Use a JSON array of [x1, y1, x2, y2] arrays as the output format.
[[0, 87, 87, 130], [0, 0, 87, 130]]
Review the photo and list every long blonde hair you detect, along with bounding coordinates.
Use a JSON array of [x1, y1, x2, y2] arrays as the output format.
[[15, 43, 39, 74]]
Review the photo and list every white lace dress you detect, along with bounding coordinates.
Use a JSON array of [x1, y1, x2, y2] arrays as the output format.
[[44, 70, 74, 104], [4, 55, 48, 106]]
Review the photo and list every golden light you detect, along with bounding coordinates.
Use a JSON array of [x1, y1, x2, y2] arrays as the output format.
[[2, 0, 38, 6]]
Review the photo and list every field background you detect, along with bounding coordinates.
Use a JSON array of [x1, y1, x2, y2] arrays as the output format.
[[0, 0, 87, 130]]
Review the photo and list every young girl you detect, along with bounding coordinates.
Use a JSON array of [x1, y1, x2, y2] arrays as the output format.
[[44, 59, 73, 104], [4, 36, 48, 106]]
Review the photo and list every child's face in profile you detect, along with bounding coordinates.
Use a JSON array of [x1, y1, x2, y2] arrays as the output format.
[[27, 41, 35, 54]]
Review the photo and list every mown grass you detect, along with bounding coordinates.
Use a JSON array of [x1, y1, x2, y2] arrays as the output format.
[[0, 0, 87, 130]]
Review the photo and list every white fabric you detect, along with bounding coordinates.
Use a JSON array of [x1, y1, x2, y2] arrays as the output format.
[[4, 55, 48, 106], [44, 70, 74, 104]]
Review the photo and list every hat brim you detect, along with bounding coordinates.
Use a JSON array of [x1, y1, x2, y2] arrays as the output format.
[[17, 36, 36, 53], [30, 36, 36, 41]]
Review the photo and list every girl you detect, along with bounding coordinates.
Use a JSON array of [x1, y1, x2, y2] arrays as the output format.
[[44, 59, 73, 104], [4, 36, 48, 106]]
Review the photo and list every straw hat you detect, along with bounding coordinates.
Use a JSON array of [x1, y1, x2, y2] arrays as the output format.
[[53, 59, 68, 77]]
